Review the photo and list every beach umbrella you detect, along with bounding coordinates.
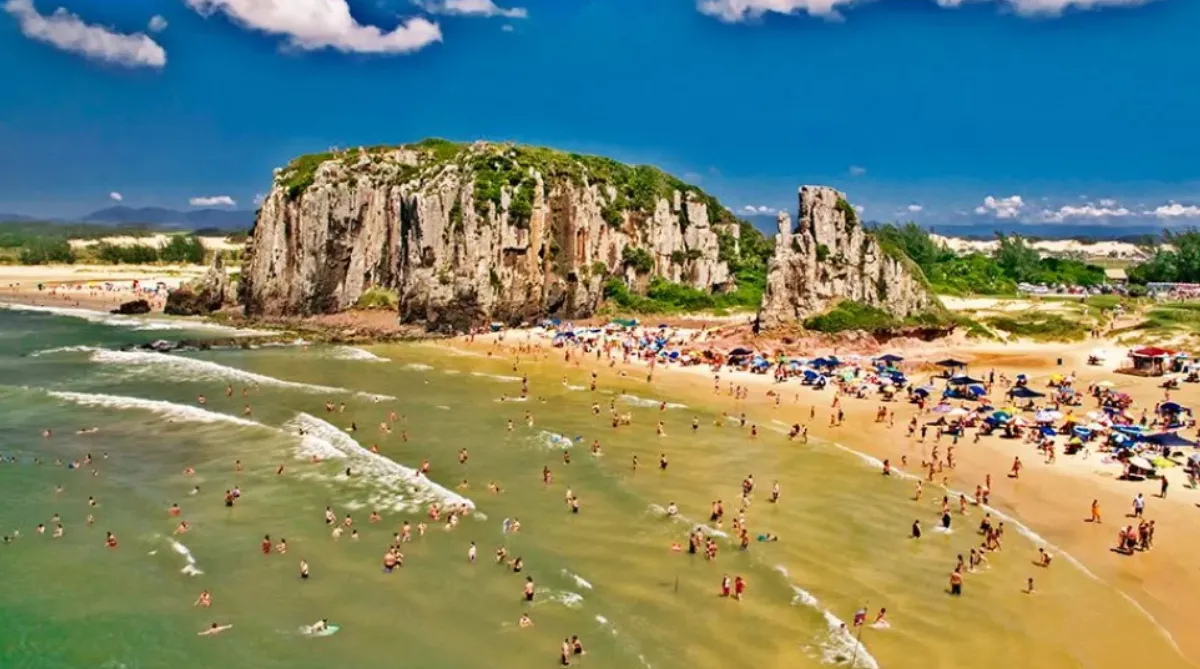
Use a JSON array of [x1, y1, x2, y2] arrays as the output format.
[[1128, 456, 1156, 471], [1160, 401, 1183, 414], [1035, 410, 1061, 423], [1096, 381, 1115, 388], [878, 354, 904, 363], [1188, 452, 1200, 466], [948, 407, 970, 417], [932, 403, 953, 414], [936, 359, 967, 368], [948, 375, 984, 385]]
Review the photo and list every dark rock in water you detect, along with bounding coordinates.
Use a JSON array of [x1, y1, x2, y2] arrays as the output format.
[[111, 299, 151, 315], [147, 339, 174, 352]]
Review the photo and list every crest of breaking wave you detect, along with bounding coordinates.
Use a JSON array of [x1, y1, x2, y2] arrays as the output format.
[[283, 413, 478, 515], [87, 348, 394, 401], [330, 346, 389, 362], [774, 565, 880, 669], [0, 302, 270, 335], [48, 390, 263, 428]]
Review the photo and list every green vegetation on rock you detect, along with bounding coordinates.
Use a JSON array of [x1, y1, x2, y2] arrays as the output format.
[[873, 223, 1105, 296], [355, 287, 398, 310], [983, 313, 1089, 342]]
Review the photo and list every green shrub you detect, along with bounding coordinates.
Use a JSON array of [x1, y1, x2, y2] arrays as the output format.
[[621, 246, 655, 274], [983, 313, 1088, 342], [355, 286, 398, 310], [19, 238, 74, 265], [159, 235, 206, 264], [803, 301, 897, 333], [96, 243, 159, 264]]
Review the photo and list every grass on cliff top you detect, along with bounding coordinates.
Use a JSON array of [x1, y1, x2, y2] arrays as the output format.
[[276, 139, 738, 227], [601, 276, 761, 315]]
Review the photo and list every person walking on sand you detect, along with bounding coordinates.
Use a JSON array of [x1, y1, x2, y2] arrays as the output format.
[[1160, 476, 1169, 498], [1010, 456, 1022, 479], [1090, 499, 1101, 523], [1133, 493, 1145, 519]]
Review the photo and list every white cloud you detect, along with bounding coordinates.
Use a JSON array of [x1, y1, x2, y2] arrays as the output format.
[[4, 0, 167, 68], [185, 0, 442, 55], [974, 195, 1025, 219], [1150, 203, 1200, 219], [109, 191, 123, 202], [698, 0, 859, 22], [740, 205, 778, 215], [190, 195, 237, 207], [698, 0, 1154, 22], [418, 0, 528, 18], [854, 204, 865, 214], [937, 0, 1155, 17], [907, 204, 923, 213], [148, 15, 167, 32], [1098, 198, 1117, 207], [1041, 203, 1132, 222], [848, 165, 866, 177]]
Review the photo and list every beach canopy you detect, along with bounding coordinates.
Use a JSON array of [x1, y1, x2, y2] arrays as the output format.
[[877, 354, 904, 363], [1132, 347, 1173, 358], [1008, 386, 1046, 399], [1146, 432, 1199, 448], [728, 347, 753, 356], [936, 359, 967, 368], [948, 375, 984, 385]]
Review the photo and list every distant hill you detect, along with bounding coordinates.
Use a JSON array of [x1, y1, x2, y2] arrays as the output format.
[[82, 206, 254, 230]]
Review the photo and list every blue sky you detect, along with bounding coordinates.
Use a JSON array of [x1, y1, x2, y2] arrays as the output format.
[[1, 0, 1197, 229]]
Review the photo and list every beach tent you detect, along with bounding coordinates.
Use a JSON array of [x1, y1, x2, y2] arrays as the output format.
[[1008, 386, 1046, 399], [1146, 432, 1199, 448], [948, 375, 984, 385]]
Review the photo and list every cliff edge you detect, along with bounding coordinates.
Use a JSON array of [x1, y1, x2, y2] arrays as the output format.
[[240, 140, 741, 331], [757, 186, 941, 330]]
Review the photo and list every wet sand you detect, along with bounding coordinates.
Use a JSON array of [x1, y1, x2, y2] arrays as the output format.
[[455, 331, 1200, 666]]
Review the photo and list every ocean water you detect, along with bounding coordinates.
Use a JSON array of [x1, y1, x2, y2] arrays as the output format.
[[0, 307, 1186, 669]]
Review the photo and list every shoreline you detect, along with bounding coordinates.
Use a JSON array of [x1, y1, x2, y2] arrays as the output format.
[[5, 284, 1200, 663], [444, 328, 1200, 666]]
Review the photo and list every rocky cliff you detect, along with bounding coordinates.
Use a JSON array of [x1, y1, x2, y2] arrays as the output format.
[[757, 186, 940, 330], [240, 140, 742, 331]]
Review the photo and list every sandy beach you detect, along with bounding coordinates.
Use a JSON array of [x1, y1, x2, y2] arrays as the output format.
[[0, 264, 214, 313], [451, 327, 1200, 665]]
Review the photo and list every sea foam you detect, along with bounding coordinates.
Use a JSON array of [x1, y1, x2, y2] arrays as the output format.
[[48, 391, 263, 428], [774, 565, 879, 669], [0, 302, 267, 335], [284, 413, 477, 515], [331, 347, 390, 362], [89, 349, 394, 401]]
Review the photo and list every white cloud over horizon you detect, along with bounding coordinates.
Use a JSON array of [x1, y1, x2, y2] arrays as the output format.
[[1040, 203, 1133, 222], [190, 195, 237, 207], [697, 0, 1154, 22], [849, 165, 867, 177], [148, 15, 167, 33], [418, 0, 528, 19], [109, 191, 123, 202], [1151, 203, 1200, 219], [4, 0, 167, 68], [907, 204, 923, 213], [974, 195, 1025, 219], [741, 205, 779, 215], [185, 0, 442, 55]]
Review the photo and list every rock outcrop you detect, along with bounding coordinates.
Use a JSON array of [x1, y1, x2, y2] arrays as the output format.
[[111, 299, 151, 315], [166, 255, 233, 316], [240, 140, 741, 331], [757, 186, 940, 330]]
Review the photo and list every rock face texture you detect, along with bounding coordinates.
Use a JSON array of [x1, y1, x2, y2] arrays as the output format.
[[166, 255, 233, 316], [240, 140, 741, 331], [757, 186, 939, 330]]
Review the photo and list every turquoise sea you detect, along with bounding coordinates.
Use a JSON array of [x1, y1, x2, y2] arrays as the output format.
[[0, 304, 1185, 669]]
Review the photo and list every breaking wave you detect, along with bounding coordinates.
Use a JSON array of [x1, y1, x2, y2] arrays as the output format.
[[0, 302, 268, 335], [48, 390, 263, 428], [88, 349, 394, 401], [774, 565, 879, 669], [283, 413, 477, 515]]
